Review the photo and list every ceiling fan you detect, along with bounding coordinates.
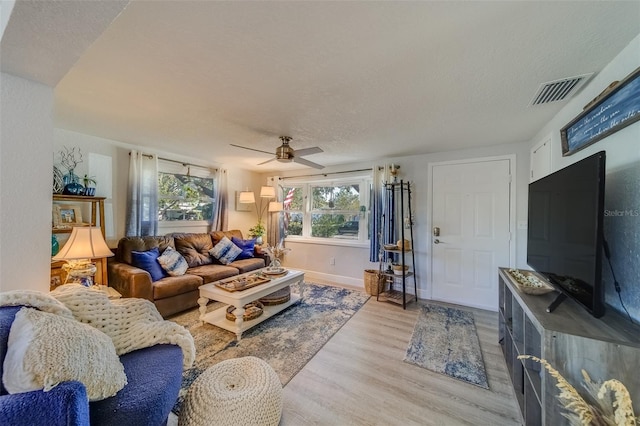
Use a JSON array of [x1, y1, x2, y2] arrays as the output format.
[[231, 136, 325, 169]]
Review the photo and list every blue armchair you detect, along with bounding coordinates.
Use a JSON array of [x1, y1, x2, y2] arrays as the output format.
[[0, 305, 184, 426]]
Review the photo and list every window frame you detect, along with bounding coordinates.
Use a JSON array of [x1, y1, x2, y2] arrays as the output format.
[[281, 173, 371, 246]]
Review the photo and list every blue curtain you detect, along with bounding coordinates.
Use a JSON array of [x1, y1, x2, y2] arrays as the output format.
[[369, 165, 390, 262], [126, 150, 158, 236]]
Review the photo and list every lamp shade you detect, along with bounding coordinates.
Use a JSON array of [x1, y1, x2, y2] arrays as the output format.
[[268, 202, 283, 212], [239, 191, 255, 204], [260, 186, 276, 198], [52, 227, 114, 260]]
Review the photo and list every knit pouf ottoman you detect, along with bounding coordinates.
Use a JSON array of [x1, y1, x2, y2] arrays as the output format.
[[178, 356, 282, 426]]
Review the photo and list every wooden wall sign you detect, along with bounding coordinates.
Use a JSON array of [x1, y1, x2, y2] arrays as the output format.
[[561, 66, 640, 156]]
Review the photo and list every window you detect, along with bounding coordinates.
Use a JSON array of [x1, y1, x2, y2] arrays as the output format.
[[158, 168, 214, 223], [282, 174, 371, 243]]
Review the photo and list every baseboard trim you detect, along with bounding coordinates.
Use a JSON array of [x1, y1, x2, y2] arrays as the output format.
[[296, 269, 364, 291]]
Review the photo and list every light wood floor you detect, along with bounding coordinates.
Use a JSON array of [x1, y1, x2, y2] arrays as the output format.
[[280, 298, 522, 425], [170, 297, 522, 425]]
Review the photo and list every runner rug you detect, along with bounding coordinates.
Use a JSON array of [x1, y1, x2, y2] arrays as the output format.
[[168, 282, 370, 415], [404, 303, 489, 389]]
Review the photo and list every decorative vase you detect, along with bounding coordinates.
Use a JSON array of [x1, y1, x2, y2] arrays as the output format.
[[269, 257, 281, 270], [255, 236, 263, 245], [51, 235, 59, 257], [63, 169, 84, 195]]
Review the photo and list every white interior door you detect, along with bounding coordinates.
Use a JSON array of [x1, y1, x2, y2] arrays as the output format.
[[431, 159, 512, 311]]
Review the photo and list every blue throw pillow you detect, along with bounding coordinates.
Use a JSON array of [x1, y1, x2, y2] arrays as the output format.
[[209, 236, 242, 265], [130, 247, 167, 282], [231, 237, 256, 260]]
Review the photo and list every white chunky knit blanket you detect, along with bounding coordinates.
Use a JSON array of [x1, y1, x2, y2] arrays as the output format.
[[0, 285, 195, 369]]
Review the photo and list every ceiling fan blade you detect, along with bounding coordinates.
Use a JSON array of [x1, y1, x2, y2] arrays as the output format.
[[257, 157, 277, 165], [293, 156, 325, 169], [293, 146, 323, 156], [230, 144, 274, 155]]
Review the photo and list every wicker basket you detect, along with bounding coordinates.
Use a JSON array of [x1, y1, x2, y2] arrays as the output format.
[[364, 269, 384, 296], [226, 301, 264, 322]]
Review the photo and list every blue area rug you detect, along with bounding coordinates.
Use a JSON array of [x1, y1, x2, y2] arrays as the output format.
[[168, 282, 370, 415], [404, 303, 489, 389]]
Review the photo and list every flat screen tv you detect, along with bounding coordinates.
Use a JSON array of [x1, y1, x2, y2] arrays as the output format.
[[527, 151, 606, 318]]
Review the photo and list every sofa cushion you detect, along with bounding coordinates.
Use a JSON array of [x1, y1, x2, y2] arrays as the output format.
[[231, 236, 256, 260], [3, 308, 127, 401], [173, 233, 214, 268], [90, 344, 183, 426], [210, 236, 242, 265], [228, 257, 266, 274], [211, 230, 244, 247], [130, 247, 167, 282], [117, 236, 175, 265], [153, 274, 204, 300], [157, 246, 189, 276], [186, 264, 239, 284]]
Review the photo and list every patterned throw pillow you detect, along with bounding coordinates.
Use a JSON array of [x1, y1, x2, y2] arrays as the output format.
[[157, 246, 189, 276], [231, 236, 256, 260], [131, 247, 167, 282], [209, 236, 242, 265]]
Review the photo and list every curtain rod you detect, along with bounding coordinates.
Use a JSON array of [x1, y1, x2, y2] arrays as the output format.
[[279, 168, 372, 180], [130, 152, 217, 171]]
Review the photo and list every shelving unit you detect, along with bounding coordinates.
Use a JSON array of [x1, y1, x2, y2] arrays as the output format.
[[377, 180, 417, 309], [51, 194, 108, 289], [498, 268, 640, 425]]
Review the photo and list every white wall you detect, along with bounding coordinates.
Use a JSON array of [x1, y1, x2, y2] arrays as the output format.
[[0, 73, 53, 292], [53, 128, 264, 244], [267, 139, 530, 294]]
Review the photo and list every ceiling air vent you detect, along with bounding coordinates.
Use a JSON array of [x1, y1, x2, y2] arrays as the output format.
[[529, 73, 593, 106]]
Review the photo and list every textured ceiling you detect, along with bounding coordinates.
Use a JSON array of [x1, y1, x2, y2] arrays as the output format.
[[3, 1, 640, 171]]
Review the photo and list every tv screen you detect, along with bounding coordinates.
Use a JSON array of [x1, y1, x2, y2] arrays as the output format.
[[527, 151, 606, 318]]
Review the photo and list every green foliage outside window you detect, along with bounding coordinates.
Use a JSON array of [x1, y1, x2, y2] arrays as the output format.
[[158, 172, 214, 221], [283, 183, 365, 240]]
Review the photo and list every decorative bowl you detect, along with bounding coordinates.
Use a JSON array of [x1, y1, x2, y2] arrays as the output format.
[[392, 264, 409, 275], [508, 269, 555, 295]]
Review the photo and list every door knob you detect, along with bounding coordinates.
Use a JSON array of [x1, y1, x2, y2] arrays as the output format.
[[434, 239, 440, 244]]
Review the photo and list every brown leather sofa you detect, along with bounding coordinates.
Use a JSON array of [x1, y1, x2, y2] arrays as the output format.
[[108, 230, 266, 317]]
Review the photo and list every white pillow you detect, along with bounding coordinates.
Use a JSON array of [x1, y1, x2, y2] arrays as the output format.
[[209, 236, 242, 265], [158, 246, 189, 276], [2, 307, 127, 401]]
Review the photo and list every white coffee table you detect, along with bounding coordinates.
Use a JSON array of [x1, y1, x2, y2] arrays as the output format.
[[198, 269, 304, 340]]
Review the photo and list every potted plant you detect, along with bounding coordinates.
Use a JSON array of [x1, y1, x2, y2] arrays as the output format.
[[248, 221, 266, 245], [82, 175, 97, 196]]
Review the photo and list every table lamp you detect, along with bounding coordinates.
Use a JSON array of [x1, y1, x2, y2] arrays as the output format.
[[52, 227, 114, 286]]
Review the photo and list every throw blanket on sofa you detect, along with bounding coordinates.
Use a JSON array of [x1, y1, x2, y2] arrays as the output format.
[[0, 285, 195, 369]]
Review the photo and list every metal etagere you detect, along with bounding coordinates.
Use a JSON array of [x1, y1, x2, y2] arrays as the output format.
[[377, 180, 417, 309]]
